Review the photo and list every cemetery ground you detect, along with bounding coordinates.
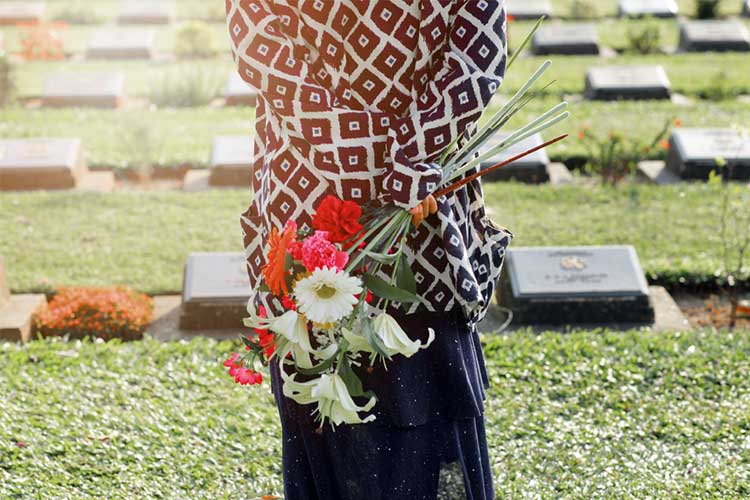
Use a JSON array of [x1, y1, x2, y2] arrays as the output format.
[[3, 329, 750, 498], [3, 0, 750, 497]]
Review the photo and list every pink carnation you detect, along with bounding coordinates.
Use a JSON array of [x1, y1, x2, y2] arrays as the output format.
[[301, 231, 349, 271]]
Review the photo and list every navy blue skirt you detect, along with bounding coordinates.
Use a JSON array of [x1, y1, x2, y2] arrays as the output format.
[[268, 307, 494, 499]]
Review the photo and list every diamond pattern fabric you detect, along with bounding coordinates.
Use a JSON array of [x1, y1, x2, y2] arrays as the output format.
[[227, 0, 513, 326]]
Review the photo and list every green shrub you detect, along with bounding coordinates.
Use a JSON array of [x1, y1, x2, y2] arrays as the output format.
[[578, 119, 673, 185], [569, 0, 599, 20], [626, 18, 662, 54], [52, 1, 103, 24], [187, 2, 226, 22], [174, 21, 217, 59], [700, 70, 737, 100], [148, 68, 222, 108], [0, 53, 14, 107], [696, 0, 721, 19]]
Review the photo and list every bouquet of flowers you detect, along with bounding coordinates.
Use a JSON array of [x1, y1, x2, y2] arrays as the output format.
[[224, 19, 569, 429]]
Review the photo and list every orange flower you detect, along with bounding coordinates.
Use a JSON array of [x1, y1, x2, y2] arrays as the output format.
[[262, 221, 297, 296], [673, 118, 682, 128]]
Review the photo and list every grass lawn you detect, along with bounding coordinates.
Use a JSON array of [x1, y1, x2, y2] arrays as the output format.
[[2, 97, 749, 169], [0, 184, 733, 295], [2, 327, 749, 498]]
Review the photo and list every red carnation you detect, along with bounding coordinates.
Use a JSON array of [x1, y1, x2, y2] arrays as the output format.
[[312, 195, 364, 244]]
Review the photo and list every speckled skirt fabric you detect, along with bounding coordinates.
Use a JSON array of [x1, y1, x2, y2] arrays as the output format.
[[268, 307, 495, 499]]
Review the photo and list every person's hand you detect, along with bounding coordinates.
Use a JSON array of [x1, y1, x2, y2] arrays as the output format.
[[410, 194, 438, 228]]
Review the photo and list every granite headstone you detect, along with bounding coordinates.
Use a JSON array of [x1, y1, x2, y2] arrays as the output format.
[[618, 0, 678, 18], [0, 138, 87, 191], [505, 0, 553, 20], [679, 20, 750, 52], [478, 132, 550, 183], [584, 65, 671, 100], [0, 256, 9, 308], [666, 128, 750, 180], [225, 72, 258, 107], [209, 136, 253, 187], [531, 23, 600, 55], [42, 72, 125, 108], [86, 29, 155, 59], [117, 1, 173, 25], [180, 252, 252, 330], [0, 2, 45, 25], [498, 245, 654, 325]]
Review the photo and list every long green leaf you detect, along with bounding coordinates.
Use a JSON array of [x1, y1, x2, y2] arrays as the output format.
[[507, 15, 546, 71], [364, 272, 425, 304], [396, 258, 417, 295]]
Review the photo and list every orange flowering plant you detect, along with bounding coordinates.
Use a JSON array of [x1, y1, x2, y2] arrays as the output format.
[[18, 21, 67, 61], [34, 286, 154, 341]]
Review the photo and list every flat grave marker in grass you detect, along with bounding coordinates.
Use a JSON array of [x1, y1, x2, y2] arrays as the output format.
[[0, 2, 45, 25], [0, 138, 87, 191], [666, 128, 750, 180], [618, 0, 678, 18], [41, 71, 125, 109], [180, 252, 251, 330], [497, 245, 655, 325], [0, 256, 9, 308], [531, 23, 600, 56], [584, 65, 671, 101], [505, 0, 553, 20], [679, 20, 750, 52], [479, 132, 551, 183], [0, 255, 47, 343], [209, 136, 253, 187], [117, 1, 173, 25], [85, 29, 155, 60], [225, 71, 258, 107]]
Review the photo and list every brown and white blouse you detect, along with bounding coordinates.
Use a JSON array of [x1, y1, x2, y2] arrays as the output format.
[[226, 0, 513, 326]]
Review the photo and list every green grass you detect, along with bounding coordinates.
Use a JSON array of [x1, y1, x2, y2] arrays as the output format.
[[0, 184, 735, 295], [2, 96, 748, 169], [2, 327, 749, 498], [0, 107, 254, 169]]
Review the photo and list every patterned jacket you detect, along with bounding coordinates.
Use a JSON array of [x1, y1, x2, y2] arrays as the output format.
[[226, 0, 513, 326]]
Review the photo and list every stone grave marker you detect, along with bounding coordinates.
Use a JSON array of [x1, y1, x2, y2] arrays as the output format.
[[0, 2, 45, 25], [41, 72, 125, 108], [0, 138, 88, 191], [478, 132, 551, 183], [666, 128, 750, 180], [505, 0, 553, 20], [209, 136, 253, 187], [180, 252, 252, 330], [497, 245, 654, 325], [117, 1, 173, 25], [0, 256, 9, 308], [618, 0, 678, 18], [86, 29, 155, 60], [584, 65, 671, 100], [679, 20, 750, 52], [531, 23, 600, 55], [225, 72, 258, 107]]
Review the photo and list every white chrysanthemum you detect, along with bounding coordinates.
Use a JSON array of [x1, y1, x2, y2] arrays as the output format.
[[294, 266, 362, 324]]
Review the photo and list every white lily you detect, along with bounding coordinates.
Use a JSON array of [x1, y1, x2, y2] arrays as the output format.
[[280, 369, 377, 427], [373, 313, 435, 358], [341, 326, 374, 354], [269, 310, 314, 369]]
